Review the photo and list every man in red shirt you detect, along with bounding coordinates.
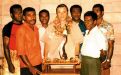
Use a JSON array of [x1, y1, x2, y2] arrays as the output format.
[[16, 7, 42, 75], [2, 4, 22, 75]]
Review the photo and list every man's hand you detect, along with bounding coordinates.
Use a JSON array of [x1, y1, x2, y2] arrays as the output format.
[[3, 36, 15, 73], [100, 50, 107, 63], [29, 67, 41, 75], [8, 63, 15, 73], [102, 60, 111, 70]]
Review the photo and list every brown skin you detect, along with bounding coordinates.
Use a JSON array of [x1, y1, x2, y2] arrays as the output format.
[[21, 11, 41, 75], [23, 11, 36, 30], [39, 12, 49, 28], [3, 8, 22, 73], [71, 8, 81, 23], [102, 40, 114, 69], [20, 55, 41, 75], [84, 16, 96, 32], [93, 7, 114, 69], [3, 36, 15, 73], [11, 8, 23, 24]]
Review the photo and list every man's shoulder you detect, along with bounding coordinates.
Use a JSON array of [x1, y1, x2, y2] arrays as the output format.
[[102, 20, 113, 27], [17, 24, 26, 33], [93, 26, 102, 34], [5, 21, 13, 26], [3, 21, 13, 30], [101, 20, 114, 30], [2, 21, 13, 37], [79, 20, 84, 24]]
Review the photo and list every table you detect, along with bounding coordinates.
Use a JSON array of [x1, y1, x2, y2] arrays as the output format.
[[44, 61, 80, 73]]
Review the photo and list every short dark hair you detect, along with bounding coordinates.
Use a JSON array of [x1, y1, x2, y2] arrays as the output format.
[[70, 5, 82, 13], [23, 7, 36, 16], [84, 11, 97, 20], [10, 4, 22, 14], [56, 4, 68, 13], [39, 9, 50, 17], [93, 4, 104, 11]]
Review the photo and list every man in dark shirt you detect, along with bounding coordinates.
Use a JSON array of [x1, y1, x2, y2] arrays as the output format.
[[2, 4, 22, 75]]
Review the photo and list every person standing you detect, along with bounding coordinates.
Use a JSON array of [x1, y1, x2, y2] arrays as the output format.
[[92, 4, 115, 75], [43, 4, 83, 60], [70, 5, 86, 36], [70, 5, 86, 57], [38, 9, 50, 59], [2, 4, 23, 75], [38, 9, 50, 71], [16, 7, 42, 75], [81, 11, 108, 75]]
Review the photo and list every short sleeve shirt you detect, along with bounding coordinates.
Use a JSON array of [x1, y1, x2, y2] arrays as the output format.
[[99, 20, 115, 40], [81, 26, 108, 58], [2, 21, 13, 37], [16, 22, 42, 68], [9, 23, 21, 50]]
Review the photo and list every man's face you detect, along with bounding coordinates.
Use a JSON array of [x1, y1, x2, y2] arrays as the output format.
[[56, 7, 68, 21], [39, 12, 49, 27], [12, 8, 22, 23], [71, 8, 81, 22], [84, 16, 96, 30], [93, 7, 103, 19], [23, 11, 36, 25]]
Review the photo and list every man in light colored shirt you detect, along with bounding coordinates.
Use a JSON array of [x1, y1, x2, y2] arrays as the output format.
[[92, 4, 115, 75], [70, 5, 86, 36], [70, 5, 86, 57], [81, 11, 108, 75], [38, 9, 50, 59]]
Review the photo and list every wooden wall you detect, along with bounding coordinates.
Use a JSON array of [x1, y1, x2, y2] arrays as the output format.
[[0, 0, 121, 75]]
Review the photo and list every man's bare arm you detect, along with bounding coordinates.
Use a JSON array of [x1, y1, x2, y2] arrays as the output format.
[[3, 36, 15, 73], [107, 40, 114, 61], [20, 55, 41, 75]]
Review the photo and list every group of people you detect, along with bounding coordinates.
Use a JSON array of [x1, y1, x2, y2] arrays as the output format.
[[2, 3, 114, 75]]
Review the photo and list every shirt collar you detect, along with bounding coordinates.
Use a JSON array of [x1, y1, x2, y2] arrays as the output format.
[[23, 22, 37, 31], [85, 26, 98, 35], [99, 20, 106, 27]]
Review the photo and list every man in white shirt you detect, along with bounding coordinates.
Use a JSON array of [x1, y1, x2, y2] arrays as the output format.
[[38, 9, 50, 59], [81, 11, 108, 75]]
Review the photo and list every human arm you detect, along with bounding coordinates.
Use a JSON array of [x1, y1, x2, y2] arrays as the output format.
[[107, 40, 114, 61], [3, 36, 15, 73], [20, 55, 41, 75], [102, 40, 114, 69], [102, 24, 115, 69], [75, 43, 80, 57], [42, 28, 50, 60]]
